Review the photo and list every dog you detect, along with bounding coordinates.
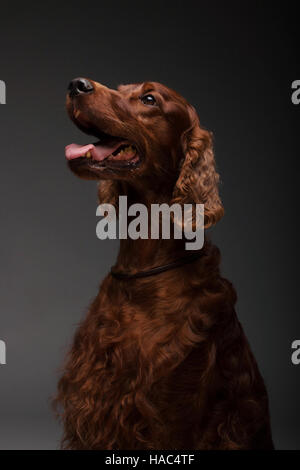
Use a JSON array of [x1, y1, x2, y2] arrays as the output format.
[[55, 77, 274, 450]]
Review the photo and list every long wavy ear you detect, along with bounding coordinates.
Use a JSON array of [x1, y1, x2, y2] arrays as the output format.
[[171, 105, 224, 228]]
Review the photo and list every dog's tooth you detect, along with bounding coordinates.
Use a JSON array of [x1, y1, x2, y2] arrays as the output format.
[[86, 151, 91, 158]]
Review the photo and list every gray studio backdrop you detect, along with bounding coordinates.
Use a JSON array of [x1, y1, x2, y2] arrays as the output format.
[[0, 1, 299, 449]]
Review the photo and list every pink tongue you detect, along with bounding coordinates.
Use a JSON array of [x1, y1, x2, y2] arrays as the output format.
[[65, 141, 127, 162]]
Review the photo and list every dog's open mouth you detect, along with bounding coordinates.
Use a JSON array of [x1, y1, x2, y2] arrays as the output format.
[[65, 137, 140, 169]]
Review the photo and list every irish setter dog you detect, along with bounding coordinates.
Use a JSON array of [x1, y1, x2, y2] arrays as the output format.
[[55, 78, 274, 450]]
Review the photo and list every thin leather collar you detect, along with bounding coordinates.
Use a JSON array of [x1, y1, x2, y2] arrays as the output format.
[[110, 250, 203, 280]]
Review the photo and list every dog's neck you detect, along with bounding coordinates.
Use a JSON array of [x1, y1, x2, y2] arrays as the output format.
[[113, 187, 202, 274], [115, 237, 189, 274], [101, 181, 204, 274]]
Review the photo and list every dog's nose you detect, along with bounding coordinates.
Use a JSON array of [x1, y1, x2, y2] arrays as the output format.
[[68, 78, 94, 97]]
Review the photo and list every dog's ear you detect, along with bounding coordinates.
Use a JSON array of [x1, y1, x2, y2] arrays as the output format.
[[171, 105, 224, 228]]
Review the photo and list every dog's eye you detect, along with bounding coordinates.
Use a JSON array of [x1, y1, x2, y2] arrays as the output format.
[[140, 94, 157, 106]]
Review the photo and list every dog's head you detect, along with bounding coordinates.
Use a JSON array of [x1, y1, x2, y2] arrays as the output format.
[[65, 78, 224, 227]]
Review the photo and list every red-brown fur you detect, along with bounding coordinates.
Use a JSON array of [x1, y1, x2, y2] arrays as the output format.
[[54, 80, 273, 449]]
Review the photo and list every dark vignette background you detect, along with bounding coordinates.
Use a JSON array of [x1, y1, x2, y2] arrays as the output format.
[[0, 0, 299, 450]]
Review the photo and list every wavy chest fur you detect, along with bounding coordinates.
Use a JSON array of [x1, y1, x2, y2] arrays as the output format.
[[56, 245, 272, 449], [67, 267, 215, 448]]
